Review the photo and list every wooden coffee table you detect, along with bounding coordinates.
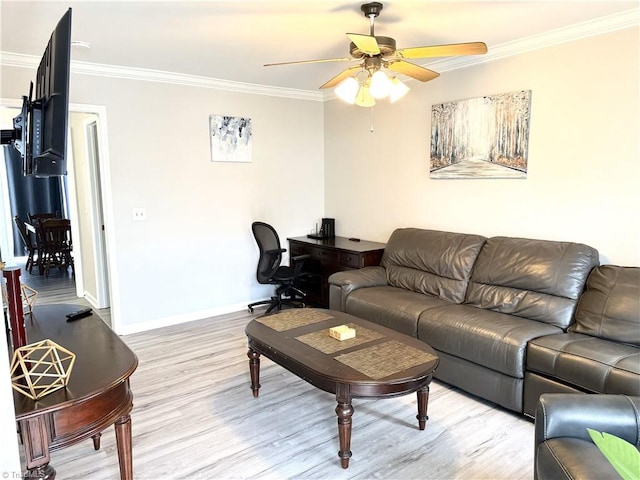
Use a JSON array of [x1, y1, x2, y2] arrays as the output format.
[[245, 308, 439, 469]]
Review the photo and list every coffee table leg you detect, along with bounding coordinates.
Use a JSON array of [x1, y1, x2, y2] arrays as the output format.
[[416, 385, 430, 430], [335, 385, 353, 469], [247, 348, 261, 398]]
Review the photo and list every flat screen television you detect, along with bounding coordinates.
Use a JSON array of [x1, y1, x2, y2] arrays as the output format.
[[1, 8, 72, 177]]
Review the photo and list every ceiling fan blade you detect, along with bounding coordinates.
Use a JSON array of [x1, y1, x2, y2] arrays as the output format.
[[264, 57, 354, 67], [320, 66, 362, 89], [347, 33, 380, 56], [387, 61, 440, 82], [396, 42, 488, 59]]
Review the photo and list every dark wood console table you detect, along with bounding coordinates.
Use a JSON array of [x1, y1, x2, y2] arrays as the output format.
[[12, 304, 138, 479], [288, 236, 386, 307]]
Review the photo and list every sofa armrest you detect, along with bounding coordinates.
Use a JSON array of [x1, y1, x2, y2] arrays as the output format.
[[328, 266, 387, 312], [535, 394, 640, 448]]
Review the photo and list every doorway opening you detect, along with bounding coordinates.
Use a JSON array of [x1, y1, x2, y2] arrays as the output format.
[[0, 103, 112, 322]]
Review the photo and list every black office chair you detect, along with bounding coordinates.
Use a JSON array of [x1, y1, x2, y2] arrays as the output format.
[[248, 222, 309, 314]]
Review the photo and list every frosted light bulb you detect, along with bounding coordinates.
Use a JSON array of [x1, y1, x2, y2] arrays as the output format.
[[389, 77, 410, 103], [335, 77, 359, 104], [369, 70, 392, 99]]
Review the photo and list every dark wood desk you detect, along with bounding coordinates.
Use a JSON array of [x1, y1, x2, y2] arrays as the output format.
[[288, 236, 386, 307], [12, 304, 138, 479]]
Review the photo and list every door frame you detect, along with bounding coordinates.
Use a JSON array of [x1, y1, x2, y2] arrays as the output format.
[[1, 98, 121, 331], [81, 117, 109, 308], [70, 103, 120, 329]]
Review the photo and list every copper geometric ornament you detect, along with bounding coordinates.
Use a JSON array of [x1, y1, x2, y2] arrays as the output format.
[[10, 339, 76, 400], [21, 284, 38, 314]]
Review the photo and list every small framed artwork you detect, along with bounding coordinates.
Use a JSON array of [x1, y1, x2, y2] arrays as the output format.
[[209, 115, 253, 163], [430, 90, 531, 179]]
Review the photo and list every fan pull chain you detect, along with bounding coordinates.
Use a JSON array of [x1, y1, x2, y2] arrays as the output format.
[[370, 106, 375, 133]]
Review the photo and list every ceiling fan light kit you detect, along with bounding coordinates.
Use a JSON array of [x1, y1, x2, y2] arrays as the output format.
[[335, 70, 410, 106], [265, 2, 487, 109]]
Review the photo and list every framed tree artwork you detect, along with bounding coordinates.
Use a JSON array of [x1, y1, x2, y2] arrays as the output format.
[[430, 90, 531, 179]]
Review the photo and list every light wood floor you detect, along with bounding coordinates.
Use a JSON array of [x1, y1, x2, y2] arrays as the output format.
[[17, 271, 535, 479]]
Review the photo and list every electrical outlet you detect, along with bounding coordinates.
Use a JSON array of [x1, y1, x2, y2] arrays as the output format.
[[132, 208, 146, 221]]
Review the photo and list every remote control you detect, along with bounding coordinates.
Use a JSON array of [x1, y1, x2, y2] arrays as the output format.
[[348, 237, 361, 242], [66, 308, 93, 322]]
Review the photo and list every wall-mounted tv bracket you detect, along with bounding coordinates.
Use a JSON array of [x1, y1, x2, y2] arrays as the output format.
[[1, 82, 42, 175]]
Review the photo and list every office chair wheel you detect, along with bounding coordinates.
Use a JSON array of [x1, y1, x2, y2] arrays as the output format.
[[248, 306, 254, 313]]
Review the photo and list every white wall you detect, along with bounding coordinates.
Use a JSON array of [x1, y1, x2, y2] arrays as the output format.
[[324, 27, 640, 266], [1, 68, 326, 333]]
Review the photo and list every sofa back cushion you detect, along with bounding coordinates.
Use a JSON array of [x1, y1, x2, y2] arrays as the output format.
[[465, 236, 599, 329], [569, 265, 640, 346], [380, 228, 486, 304]]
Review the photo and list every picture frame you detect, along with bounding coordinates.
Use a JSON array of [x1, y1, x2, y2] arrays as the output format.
[[430, 90, 531, 179], [209, 115, 253, 163]]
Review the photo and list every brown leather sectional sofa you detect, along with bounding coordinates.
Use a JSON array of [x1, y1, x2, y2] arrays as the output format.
[[328, 227, 640, 416]]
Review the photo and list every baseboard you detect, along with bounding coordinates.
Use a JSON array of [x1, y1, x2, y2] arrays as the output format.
[[115, 301, 254, 335], [83, 291, 100, 309]]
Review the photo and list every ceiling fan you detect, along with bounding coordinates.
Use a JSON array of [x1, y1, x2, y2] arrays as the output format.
[[265, 2, 488, 106]]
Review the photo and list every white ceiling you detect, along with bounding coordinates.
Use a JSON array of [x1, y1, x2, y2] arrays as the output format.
[[1, 1, 638, 93]]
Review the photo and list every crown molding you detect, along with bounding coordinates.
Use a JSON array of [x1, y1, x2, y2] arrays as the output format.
[[2, 7, 637, 102], [421, 7, 639, 74], [0, 53, 323, 102]]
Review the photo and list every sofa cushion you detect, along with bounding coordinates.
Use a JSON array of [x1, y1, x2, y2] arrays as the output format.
[[345, 286, 452, 337], [417, 304, 561, 378], [465, 236, 599, 329], [380, 228, 486, 304], [570, 265, 640, 346], [527, 332, 640, 395], [434, 350, 524, 412]]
